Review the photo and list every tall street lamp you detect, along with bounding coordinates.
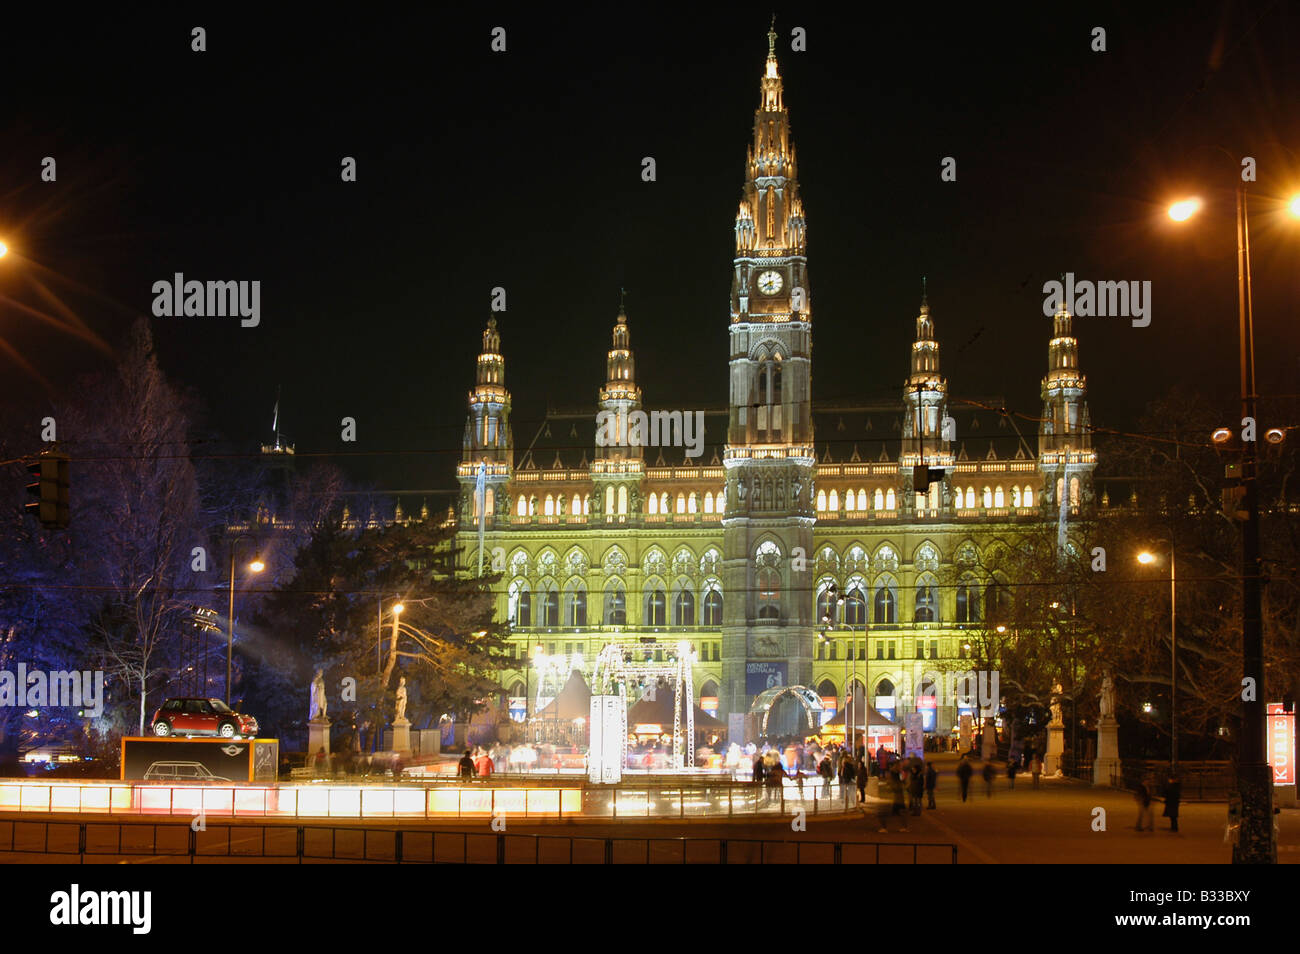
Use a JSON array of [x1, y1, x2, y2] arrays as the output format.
[[1137, 545, 1177, 771], [226, 540, 264, 705], [1167, 181, 1300, 862]]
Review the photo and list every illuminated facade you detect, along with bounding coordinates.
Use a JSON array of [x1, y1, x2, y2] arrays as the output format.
[[454, 28, 1096, 737]]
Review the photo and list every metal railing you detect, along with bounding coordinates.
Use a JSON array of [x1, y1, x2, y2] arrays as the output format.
[[1109, 760, 1235, 801], [0, 819, 957, 864]]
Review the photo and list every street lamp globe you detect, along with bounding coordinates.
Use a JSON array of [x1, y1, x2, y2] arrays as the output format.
[[248, 559, 265, 573], [1137, 551, 1156, 565], [1168, 197, 1201, 222]]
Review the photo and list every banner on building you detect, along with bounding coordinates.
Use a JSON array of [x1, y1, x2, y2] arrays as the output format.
[[745, 661, 786, 697]]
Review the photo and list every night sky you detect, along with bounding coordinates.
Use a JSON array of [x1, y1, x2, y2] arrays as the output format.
[[2, 4, 1298, 504]]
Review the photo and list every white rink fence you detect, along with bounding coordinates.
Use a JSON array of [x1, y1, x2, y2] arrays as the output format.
[[0, 777, 866, 820]]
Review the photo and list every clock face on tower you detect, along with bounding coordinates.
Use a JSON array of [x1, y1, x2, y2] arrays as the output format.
[[756, 270, 784, 295]]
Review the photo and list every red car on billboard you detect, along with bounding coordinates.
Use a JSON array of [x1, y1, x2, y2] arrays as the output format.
[[149, 698, 258, 739]]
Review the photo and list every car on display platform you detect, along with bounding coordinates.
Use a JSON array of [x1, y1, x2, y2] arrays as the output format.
[[149, 698, 259, 739]]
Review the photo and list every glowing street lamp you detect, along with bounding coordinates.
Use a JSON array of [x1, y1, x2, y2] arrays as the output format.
[[1290, 194, 1300, 219], [0, 240, 8, 258], [1136, 545, 1177, 770], [1167, 197, 1202, 222], [227, 544, 264, 704]]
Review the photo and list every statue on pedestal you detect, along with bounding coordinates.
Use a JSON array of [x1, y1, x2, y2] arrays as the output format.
[[395, 676, 408, 722], [1049, 681, 1063, 726], [309, 668, 328, 722], [1099, 672, 1115, 720]]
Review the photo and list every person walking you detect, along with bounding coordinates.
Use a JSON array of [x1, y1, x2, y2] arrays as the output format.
[[1006, 759, 1018, 790], [1134, 778, 1155, 831], [856, 757, 868, 804], [1163, 772, 1182, 832], [907, 760, 924, 815], [982, 760, 995, 797], [458, 749, 474, 779], [766, 759, 786, 805], [956, 756, 973, 802], [818, 754, 834, 799], [753, 753, 765, 787], [1030, 754, 1042, 789], [925, 760, 937, 809], [839, 753, 857, 809], [889, 766, 909, 833]]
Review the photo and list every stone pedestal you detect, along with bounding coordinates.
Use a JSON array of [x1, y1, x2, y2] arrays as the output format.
[[1093, 716, 1120, 786], [390, 717, 412, 755], [1045, 723, 1065, 775], [980, 717, 996, 761], [308, 717, 331, 758]]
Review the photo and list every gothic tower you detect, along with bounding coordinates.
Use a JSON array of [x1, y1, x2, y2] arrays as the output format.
[[1038, 299, 1096, 527], [901, 289, 953, 516], [458, 316, 513, 549], [592, 299, 645, 522], [721, 24, 816, 722]]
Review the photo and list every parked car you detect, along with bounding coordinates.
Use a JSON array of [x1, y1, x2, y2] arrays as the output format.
[[149, 698, 258, 739], [143, 760, 230, 782]]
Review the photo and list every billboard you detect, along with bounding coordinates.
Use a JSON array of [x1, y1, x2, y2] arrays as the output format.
[[122, 737, 279, 782], [746, 661, 786, 697]]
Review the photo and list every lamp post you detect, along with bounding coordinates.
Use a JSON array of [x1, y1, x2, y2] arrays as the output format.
[[226, 538, 264, 705], [1167, 181, 1300, 862], [1138, 545, 1177, 771]]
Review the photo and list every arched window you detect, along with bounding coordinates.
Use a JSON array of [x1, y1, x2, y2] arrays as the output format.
[[828, 489, 839, 511], [874, 488, 884, 510], [982, 486, 993, 509], [856, 489, 866, 511], [541, 585, 559, 627], [564, 582, 587, 627], [757, 568, 781, 619], [648, 493, 659, 515], [604, 583, 626, 626], [816, 580, 837, 622], [605, 486, 614, 515], [984, 580, 1012, 621], [517, 495, 527, 517], [1070, 476, 1080, 506], [993, 486, 1005, 508], [617, 485, 628, 515], [914, 576, 938, 622], [703, 586, 723, 626], [676, 493, 686, 514], [659, 492, 668, 514], [703, 492, 714, 514], [955, 577, 981, 623], [509, 580, 531, 627], [1011, 486, 1021, 507], [688, 492, 698, 514], [645, 586, 666, 626], [873, 579, 897, 624], [1023, 487, 1033, 507], [885, 489, 896, 510], [673, 587, 695, 626], [845, 581, 867, 625], [845, 490, 856, 511], [544, 494, 555, 516], [817, 489, 827, 511]]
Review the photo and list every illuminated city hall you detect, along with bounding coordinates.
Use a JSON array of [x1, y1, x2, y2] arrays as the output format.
[[454, 27, 1096, 740]]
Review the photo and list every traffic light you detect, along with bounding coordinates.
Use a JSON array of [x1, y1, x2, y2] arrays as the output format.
[[24, 451, 70, 529]]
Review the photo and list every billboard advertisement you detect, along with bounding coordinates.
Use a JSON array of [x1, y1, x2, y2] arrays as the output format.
[[746, 661, 786, 697], [122, 737, 279, 782]]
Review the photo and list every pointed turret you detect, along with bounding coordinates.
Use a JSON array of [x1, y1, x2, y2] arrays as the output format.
[[901, 282, 953, 514], [1038, 296, 1096, 513], [458, 315, 513, 526]]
